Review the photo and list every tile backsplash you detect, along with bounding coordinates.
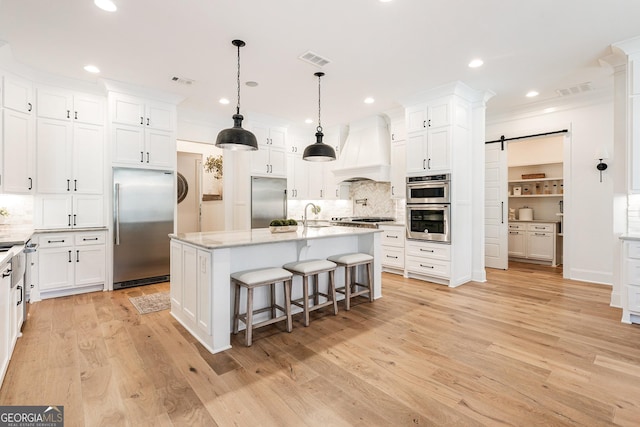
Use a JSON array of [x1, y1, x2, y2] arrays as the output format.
[[0, 194, 33, 225]]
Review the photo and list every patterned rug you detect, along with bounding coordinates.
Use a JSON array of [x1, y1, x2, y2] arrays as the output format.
[[129, 292, 171, 314]]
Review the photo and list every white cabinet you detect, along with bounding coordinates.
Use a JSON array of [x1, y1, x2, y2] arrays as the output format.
[[250, 124, 287, 177], [0, 262, 11, 386], [380, 224, 405, 272], [390, 118, 406, 199], [622, 240, 640, 324], [405, 99, 450, 133], [110, 93, 176, 169], [35, 194, 104, 229], [405, 240, 451, 280], [170, 241, 212, 336], [508, 222, 558, 266], [2, 75, 33, 114], [34, 231, 106, 297], [36, 119, 104, 194], [286, 154, 308, 199], [405, 99, 452, 175], [36, 86, 104, 125], [2, 108, 35, 193]]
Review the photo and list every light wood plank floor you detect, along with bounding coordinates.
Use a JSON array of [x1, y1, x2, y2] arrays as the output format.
[[2, 263, 640, 426]]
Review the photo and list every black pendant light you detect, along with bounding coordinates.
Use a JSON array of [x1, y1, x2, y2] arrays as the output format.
[[303, 71, 336, 161], [215, 40, 258, 151]]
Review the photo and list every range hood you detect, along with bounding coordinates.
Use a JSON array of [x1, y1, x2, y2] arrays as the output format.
[[332, 115, 391, 182]]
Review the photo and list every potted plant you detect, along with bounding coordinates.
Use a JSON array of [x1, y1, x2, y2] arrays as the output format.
[[269, 219, 298, 233]]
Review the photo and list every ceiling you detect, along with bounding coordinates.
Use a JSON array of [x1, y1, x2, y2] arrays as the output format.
[[0, 0, 638, 128]]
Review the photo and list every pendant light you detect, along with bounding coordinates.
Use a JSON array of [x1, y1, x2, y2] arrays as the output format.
[[215, 40, 258, 151], [303, 72, 336, 161]]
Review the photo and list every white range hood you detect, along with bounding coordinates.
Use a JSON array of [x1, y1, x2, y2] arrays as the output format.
[[332, 115, 391, 182]]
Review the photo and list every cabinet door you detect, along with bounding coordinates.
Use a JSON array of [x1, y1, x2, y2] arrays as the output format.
[[37, 87, 73, 120], [269, 127, 286, 148], [508, 231, 526, 257], [182, 245, 198, 324], [111, 93, 145, 126], [3, 76, 33, 114], [145, 101, 174, 131], [73, 123, 104, 194], [37, 247, 74, 291], [74, 245, 106, 287], [74, 94, 105, 125], [251, 124, 270, 146], [287, 155, 307, 199], [427, 128, 450, 171], [406, 133, 427, 175], [390, 119, 406, 142], [36, 118, 72, 193], [390, 140, 406, 198], [170, 241, 183, 310], [112, 123, 145, 165], [307, 162, 325, 199], [73, 196, 104, 228], [197, 250, 211, 334], [268, 147, 287, 177], [406, 106, 427, 134], [145, 128, 174, 168], [3, 109, 34, 193], [427, 99, 451, 128], [0, 265, 11, 381], [527, 232, 554, 260], [250, 148, 271, 176], [36, 195, 73, 229]]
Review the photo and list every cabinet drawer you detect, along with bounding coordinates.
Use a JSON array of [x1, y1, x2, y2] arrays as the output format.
[[627, 285, 640, 313], [508, 223, 526, 231], [527, 223, 554, 232], [381, 228, 405, 247], [37, 234, 73, 248], [406, 255, 450, 278], [627, 259, 640, 285], [406, 241, 450, 261], [74, 232, 106, 246], [382, 246, 404, 268], [627, 242, 640, 260]]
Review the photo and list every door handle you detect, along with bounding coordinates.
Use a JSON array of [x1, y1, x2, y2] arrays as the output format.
[[28, 177, 32, 190], [76, 250, 80, 262], [73, 214, 77, 226], [16, 286, 22, 305], [68, 215, 71, 227], [146, 152, 150, 163], [74, 179, 77, 191], [28, 102, 32, 112], [140, 116, 144, 125], [67, 110, 70, 119], [67, 179, 70, 191], [75, 111, 78, 120], [68, 250, 72, 263], [140, 151, 144, 162], [501, 201, 504, 224]]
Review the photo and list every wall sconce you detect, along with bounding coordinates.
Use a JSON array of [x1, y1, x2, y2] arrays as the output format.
[[595, 147, 609, 183]]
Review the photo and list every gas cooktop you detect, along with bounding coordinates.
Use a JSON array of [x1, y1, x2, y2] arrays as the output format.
[[330, 217, 396, 228]]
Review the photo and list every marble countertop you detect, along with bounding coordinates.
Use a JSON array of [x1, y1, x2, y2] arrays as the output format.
[[620, 234, 640, 241], [170, 226, 381, 250], [0, 225, 35, 248]]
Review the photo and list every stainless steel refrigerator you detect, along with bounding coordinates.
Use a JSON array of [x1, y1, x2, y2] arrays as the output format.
[[113, 167, 174, 289], [251, 176, 287, 228]]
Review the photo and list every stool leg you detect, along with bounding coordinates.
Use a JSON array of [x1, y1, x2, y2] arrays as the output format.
[[284, 279, 293, 332], [245, 287, 254, 346], [270, 282, 276, 319], [232, 282, 241, 335], [312, 274, 319, 306], [344, 265, 351, 311], [303, 275, 310, 327], [367, 262, 374, 302], [329, 270, 338, 315]]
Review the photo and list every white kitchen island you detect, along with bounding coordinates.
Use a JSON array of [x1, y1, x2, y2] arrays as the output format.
[[169, 226, 382, 353]]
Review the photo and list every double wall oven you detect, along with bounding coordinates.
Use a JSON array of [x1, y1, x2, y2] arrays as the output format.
[[406, 174, 451, 243]]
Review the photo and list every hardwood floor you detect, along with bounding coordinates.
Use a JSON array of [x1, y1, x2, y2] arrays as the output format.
[[2, 263, 640, 426]]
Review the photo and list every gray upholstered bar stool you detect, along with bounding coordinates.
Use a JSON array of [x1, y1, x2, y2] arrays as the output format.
[[327, 253, 374, 311], [231, 267, 293, 346], [283, 259, 338, 326]]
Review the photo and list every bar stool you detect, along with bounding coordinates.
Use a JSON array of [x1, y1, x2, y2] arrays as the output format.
[[231, 267, 293, 346], [283, 259, 338, 326], [327, 253, 374, 311]]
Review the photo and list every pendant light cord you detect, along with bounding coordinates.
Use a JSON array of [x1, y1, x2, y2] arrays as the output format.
[[236, 43, 241, 115], [317, 73, 322, 133]]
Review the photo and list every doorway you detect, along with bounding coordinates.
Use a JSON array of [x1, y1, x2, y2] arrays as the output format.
[[177, 151, 202, 233]]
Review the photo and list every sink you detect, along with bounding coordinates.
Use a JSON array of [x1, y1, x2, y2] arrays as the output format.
[[306, 224, 332, 228]]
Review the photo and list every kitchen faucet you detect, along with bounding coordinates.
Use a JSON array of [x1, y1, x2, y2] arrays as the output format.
[[304, 203, 320, 228]]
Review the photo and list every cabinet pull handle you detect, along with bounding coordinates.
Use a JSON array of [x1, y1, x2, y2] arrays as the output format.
[[76, 250, 80, 262], [28, 102, 32, 112], [48, 239, 65, 243], [83, 237, 99, 241], [140, 116, 144, 125], [391, 133, 395, 141], [140, 151, 144, 162], [16, 285, 23, 305], [320, 189, 323, 198], [420, 264, 435, 269], [73, 214, 77, 226], [423, 120, 427, 128], [420, 248, 434, 252], [336, 189, 339, 197], [391, 185, 394, 196], [75, 111, 78, 120], [67, 110, 70, 119], [427, 158, 431, 169], [147, 118, 150, 126], [428, 119, 431, 127], [146, 152, 150, 163], [386, 235, 398, 238], [422, 159, 426, 169], [68, 250, 72, 263], [266, 164, 270, 173], [74, 179, 77, 191], [68, 215, 71, 227], [386, 255, 398, 259], [67, 179, 70, 191], [501, 201, 504, 224], [28, 177, 33, 190], [2, 270, 11, 278]]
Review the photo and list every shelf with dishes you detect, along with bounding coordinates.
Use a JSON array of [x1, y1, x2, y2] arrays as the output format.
[[509, 178, 563, 197]]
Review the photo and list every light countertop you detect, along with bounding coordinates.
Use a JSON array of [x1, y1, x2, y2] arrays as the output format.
[[170, 226, 381, 250], [620, 234, 640, 241], [0, 225, 34, 248]]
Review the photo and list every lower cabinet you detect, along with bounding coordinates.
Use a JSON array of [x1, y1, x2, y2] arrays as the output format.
[[170, 241, 212, 336], [622, 240, 640, 324], [508, 222, 558, 266], [380, 224, 405, 272], [0, 262, 11, 386], [405, 240, 451, 281], [34, 230, 106, 298]]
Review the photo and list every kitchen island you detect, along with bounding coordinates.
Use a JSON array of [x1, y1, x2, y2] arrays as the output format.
[[169, 226, 382, 353]]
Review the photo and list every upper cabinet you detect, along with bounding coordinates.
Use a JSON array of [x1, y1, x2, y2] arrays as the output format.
[[2, 75, 33, 114], [389, 118, 406, 199], [37, 86, 105, 125], [249, 123, 287, 177], [110, 92, 176, 170], [405, 98, 452, 175], [3, 108, 35, 193]]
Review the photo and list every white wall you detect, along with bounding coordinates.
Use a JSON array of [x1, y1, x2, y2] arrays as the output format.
[[487, 100, 614, 285]]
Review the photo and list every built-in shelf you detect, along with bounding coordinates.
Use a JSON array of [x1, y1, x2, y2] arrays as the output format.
[[510, 194, 564, 198], [508, 177, 563, 183]]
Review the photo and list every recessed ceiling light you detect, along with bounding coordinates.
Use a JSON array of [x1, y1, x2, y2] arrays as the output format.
[[379, 0, 393, 2], [364, 97, 375, 104], [544, 107, 556, 114], [94, 0, 117, 12], [305, 118, 313, 124], [245, 81, 258, 87], [83, 65, 100, 74], [526, 90, 539, 98], [219, 98, 230, 105], [468, 58, 483, 68]]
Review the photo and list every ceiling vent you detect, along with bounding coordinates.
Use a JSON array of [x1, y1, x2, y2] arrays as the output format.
[[298, 51, 331, 68], [171, 76, 195, 85], [555, 82, 592, 97]]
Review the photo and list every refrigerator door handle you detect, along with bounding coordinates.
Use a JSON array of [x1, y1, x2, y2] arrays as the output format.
[[114, 183, 121, 245], [283, 190, 287, 218]]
